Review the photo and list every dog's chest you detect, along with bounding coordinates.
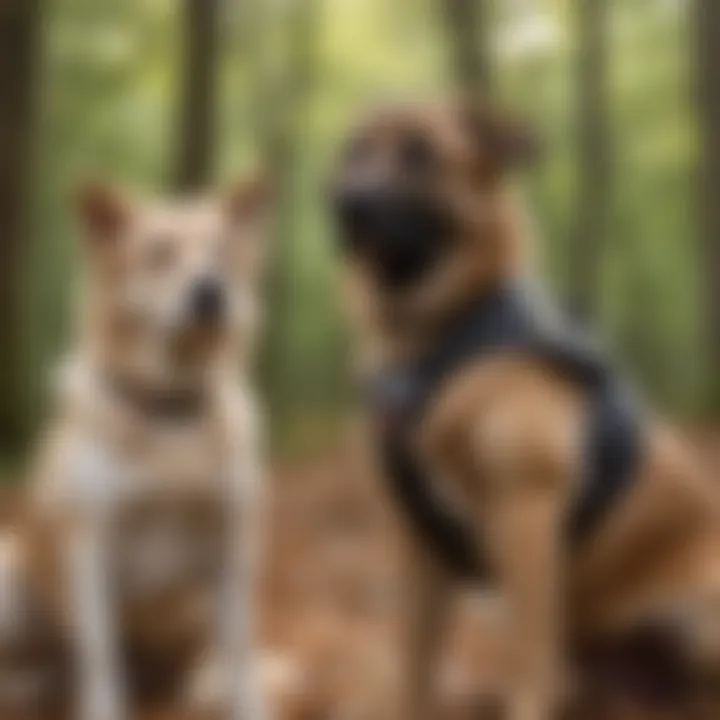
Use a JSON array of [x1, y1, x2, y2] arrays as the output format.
[[110, 427, 230, 614], [114, 486, 227, 603]]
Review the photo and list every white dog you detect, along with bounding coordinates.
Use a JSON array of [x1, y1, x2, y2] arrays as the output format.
[[24, 175, 274, 719]]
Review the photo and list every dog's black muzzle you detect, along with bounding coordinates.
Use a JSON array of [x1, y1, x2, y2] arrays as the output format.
[[334, 187, 453, 290]]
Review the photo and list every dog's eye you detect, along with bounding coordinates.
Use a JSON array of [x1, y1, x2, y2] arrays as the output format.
[[146, 235, 176, 271], [401, 134, 435, 174]]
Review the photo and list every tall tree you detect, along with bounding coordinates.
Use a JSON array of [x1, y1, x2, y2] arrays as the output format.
[[570, 0, 610, 321], [256, 0, 320, 438], [695, 0, 720, 410], [173, 0, 220, 191], [0, 0, 40, 458], [441, 0, 492, 97]]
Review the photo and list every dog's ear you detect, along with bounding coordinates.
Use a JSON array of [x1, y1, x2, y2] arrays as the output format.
[[223, 171, 276, 280], [76, 181, 130, 242], [460, 101, 541, 176], [224, 169, 276, 228]]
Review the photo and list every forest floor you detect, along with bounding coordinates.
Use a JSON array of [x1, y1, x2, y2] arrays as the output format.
[[1, 430, 719, 719]]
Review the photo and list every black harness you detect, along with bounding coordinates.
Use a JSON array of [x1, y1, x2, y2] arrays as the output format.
[[370, 281, 644, 580]]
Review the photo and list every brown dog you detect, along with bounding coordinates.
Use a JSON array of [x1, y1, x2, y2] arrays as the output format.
[[331, 99, 720, 720]]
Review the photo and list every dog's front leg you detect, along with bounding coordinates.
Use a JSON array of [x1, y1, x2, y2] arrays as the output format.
[[64, 462, 124, 720], [484, 471, 566, 720], [394, 530, 453, 720], [219, 437, 270, 720]]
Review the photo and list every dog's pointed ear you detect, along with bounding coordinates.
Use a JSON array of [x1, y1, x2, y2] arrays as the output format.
[[460, 101, 541, 176], [76, 181, 130, 241], [224, 170, 276, 229]]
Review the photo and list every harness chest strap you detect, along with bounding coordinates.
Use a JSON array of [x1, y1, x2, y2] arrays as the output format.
[[370, 282, 644, 580]]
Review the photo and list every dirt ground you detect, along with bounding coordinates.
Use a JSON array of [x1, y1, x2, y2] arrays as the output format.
[[2, 431, 719, 719]]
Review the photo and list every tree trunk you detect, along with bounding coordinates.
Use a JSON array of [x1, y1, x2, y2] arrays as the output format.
[[0, 0, 40, 458], [695, 0, 720, 410], [570, 0, 610, 321], [258, 0, 319, 441], [173, 0, 220, 192], [442, 0, 492, 98]]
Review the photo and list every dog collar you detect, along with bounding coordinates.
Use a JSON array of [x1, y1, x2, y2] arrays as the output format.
[[105, 373, 207, 421]]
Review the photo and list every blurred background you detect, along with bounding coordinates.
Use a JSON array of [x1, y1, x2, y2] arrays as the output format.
[[2, 2, 720, 717], [0, 0, 717, 465]]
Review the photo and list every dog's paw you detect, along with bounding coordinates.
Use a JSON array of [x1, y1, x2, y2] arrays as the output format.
[[186, 652, 282, 720], [78, 682, 125, 720]]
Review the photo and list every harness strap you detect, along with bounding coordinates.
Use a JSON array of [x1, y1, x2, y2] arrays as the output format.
[[379, 425, 486, 579], [372, 281, 644, 580], [570, 388, 644, 544]]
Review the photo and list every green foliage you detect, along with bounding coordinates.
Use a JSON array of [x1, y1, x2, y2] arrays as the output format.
[[13, 0, 710, 461]]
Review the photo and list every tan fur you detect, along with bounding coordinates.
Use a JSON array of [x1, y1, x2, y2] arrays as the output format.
[[14, 175, 274, 720], [335, 100, 720, 720]]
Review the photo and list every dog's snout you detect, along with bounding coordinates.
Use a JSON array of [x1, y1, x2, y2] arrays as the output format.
[[190, 278, 225, 324], [335, 187, 381, 242], [333, 180, 455, 289]]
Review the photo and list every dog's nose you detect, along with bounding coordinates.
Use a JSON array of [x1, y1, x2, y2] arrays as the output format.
[[190, 278, 225, 324]]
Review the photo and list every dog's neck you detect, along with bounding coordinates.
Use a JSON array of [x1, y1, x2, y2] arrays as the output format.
[[101, 367, 210, 421], [378, 277, 511, 366], [88, 337, 217, 409]]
